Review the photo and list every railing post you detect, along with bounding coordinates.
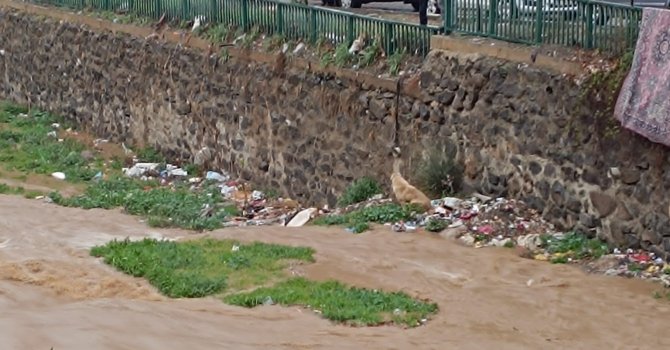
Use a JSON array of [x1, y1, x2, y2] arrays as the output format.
[[346, 15, 354, 45], [488, 0, 498, 35], [103, 0, 110, 11], [385, 22, 395, 56], [277, 3, 284, 36], [209, 0, 217, 23], [535, 0, 544, 43], [242, 0, 249, 31], [310, 10, 317, 43], [586, 2, 594, 49], [154, 0, 161, 19], [444, 0, 453, 33], [182, 0, 189, 21]]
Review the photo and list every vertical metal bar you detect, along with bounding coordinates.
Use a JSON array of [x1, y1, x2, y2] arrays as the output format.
[[586, 2, 594, 49], [535, 0, 544, 43], [488, 0, 497, 35]]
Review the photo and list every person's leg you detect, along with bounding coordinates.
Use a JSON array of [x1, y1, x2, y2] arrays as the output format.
[[418, 0, 428, 25]]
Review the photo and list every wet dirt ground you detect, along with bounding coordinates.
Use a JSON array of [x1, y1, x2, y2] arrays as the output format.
[[1, 194, 670, 350]]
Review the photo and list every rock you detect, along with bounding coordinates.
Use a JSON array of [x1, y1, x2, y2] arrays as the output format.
[[589, 191, 617, 218], [609, 167, 621, 178], [528, 161, 542, 175], [578, 213, 599, 228], [641, 229, 662, 246], [286, 208, 317, 227], [80, 150, 95, 161], [620, 168, 641, 185], [459, 233, 475, 246], [439, 226, 467, 240], [51, 172, 66, 180], [194, 147, 213, 167], [491, 237, 512, 247]]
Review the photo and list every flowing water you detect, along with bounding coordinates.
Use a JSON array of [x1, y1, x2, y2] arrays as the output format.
[[1, 194, 669, 349]]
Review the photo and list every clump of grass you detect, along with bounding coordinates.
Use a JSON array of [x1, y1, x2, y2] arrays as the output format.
[[414, 146, 463, 199], [0, 183, 44, 199], [0, 104, 101, 182], [541, 232, 609, 263], [424, 218, 449, 232], [134, 146, 166, 164], [202, 23, 232, 42], [312, 203, 424, 233], [90, 238, 315, 298], [51, 176, 239, 230], [387, 50, 406, 76], [224, 277, 438, 327], [653, 290, 670, 301], [337, 176, 382, 207]]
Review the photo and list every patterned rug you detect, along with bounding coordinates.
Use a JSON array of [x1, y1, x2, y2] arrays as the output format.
[[613, 7, 670, 146]]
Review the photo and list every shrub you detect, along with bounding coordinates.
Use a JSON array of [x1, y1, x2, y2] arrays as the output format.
[[414, 146, 463, 199], [337, 176, 382, 207]]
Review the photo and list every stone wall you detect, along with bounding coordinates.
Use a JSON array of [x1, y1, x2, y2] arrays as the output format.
[[1, 6, 670, 256]]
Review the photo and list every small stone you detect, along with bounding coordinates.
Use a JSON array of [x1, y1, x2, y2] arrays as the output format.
[[459, 233, 475, 246], [609, 167, 621, 178], [589, 191, 617, 218], [80, 150, 95, 161], [620, 168, 641, 185]]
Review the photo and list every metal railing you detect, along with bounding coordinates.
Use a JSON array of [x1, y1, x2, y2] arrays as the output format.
[[27, 0, 441, 57], [443, 0, 642, 54]]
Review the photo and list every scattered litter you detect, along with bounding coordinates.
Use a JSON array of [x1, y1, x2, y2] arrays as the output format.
[[205, 171, 229, 182], [51, 172, 66, 180], [286, 208, 317, 227]]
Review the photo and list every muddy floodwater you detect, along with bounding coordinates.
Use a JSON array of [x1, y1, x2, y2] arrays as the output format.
[[1, 194, 669, 349]]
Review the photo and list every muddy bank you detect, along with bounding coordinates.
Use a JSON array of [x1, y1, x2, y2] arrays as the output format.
[[0, 194, 669, 349]]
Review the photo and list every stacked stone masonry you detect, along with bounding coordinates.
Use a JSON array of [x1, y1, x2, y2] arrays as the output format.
[[1, 8, 670, 256]]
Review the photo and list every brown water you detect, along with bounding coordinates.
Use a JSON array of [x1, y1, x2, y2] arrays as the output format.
[[1, 194, 669, 349]]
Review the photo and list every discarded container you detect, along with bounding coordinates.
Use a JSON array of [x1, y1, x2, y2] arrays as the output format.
[[51, 172, 66, 180], [205, 171, 229, 182]]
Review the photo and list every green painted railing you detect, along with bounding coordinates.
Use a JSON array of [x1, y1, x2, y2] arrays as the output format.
[[27, 0, 441, 57], [443, 0, 642, 54]]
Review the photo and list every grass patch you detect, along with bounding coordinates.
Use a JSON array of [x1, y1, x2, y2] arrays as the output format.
[[337, 176, 382, 207], [0, 183, 44, 198], [90, 238, 315, 298], [0, 103, 101, 182], [224, 277, 438, 327], [312, 203, 424, 233], [92, 238, 438, 327], [541, 232, 609, 263], [51, 176, 240, 230]]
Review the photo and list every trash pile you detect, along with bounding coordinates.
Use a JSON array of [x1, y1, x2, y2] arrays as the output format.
[[121, 162, 311, 227], [388, 195, 559, 246], [586, 249, 670, 287]]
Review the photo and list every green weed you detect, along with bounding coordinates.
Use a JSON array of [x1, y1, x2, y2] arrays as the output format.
[[337, 176, 382, 207], [424, 218, 449, 233], [312, 203, 424, 233], [414, 145, 463, 199], [90, 238, 315, 298], [224, 277, 438, 327], [541, 232, 609, 263], [387, 50, 406, 76], [0, 103, 101, 182], [51, 176, 238, 230]]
